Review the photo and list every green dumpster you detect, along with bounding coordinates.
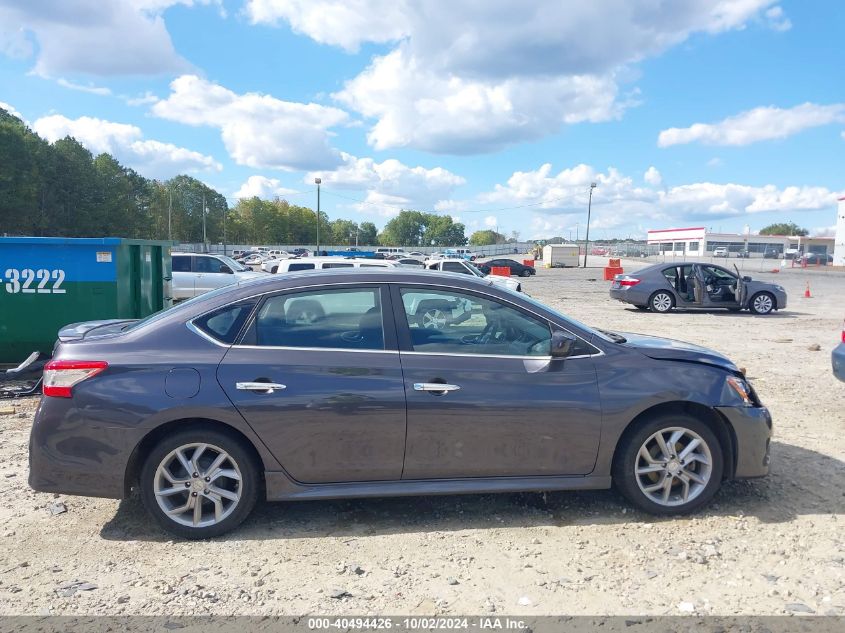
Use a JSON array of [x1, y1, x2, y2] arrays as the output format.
[[0, 237, 173, 363]]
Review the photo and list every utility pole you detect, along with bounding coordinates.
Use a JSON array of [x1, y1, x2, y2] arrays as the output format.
[[201, 192, 207, 248], [168, 186, 172, 241], [583, 182, 597, 268], [315, 178, 321, 253]]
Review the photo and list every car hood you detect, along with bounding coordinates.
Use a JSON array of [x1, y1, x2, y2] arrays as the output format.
[[58, 319, 137, 342], [618, 332, 739, 373]]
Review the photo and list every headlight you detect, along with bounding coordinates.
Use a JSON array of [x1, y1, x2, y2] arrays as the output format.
[[726, 376, 753, 406]]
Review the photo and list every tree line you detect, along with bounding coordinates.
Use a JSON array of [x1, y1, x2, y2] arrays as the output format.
[[0, 107, 487, 247]]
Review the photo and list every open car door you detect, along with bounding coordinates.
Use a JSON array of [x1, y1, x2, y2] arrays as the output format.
[[691, 265, 706, 305], [733, 264, 748, 308]]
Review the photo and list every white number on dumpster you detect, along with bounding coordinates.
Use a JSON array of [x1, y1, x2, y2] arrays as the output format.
[[3, 268, 67, 294]]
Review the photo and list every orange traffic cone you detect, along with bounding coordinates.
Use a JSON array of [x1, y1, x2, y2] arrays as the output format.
[[804, 282, 812, 298]]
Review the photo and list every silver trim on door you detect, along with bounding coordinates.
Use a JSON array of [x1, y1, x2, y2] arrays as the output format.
[[235, 382, 287, 392], [413, 383, 461, 392]]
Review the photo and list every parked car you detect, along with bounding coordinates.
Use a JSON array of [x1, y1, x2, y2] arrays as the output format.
[[425, 258, 522, 292], [712, 247, 729, 258], [291, 248, 310, 257], [407, 251, 425, 257], [800, 253, 832, 266], [260, 252, 294, 273], [833, 319, 845, 382], [30, 268, 772, 538], [609, 262, 787, 315], [396, 258, 426, 267], [376, 247, 408, 257], [444, 248, 477, 261], [763, 249, 782, 259], [171, 253, 264, 300], [735, 250, 750, 258], [272, 257, 403, 273], [477, 259, 536, 277]]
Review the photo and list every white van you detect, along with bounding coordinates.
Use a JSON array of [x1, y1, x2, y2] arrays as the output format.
[[375, 247, 408, 257], [273, 257, 403, 273]]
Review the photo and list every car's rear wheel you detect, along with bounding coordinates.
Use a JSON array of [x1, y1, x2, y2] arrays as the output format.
[[270, 266, 278, 274], [140, 429, 259, 539], [649, 291, 674, 313], [749, 292, 775, 315], [613, 415, 723, 515]]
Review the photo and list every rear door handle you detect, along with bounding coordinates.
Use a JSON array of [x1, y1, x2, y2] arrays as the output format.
[[236, 381, 287, 393], [414, 383, 461, 393]]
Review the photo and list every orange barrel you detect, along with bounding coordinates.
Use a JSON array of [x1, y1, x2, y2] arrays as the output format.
[[604, 266, 623, 280], [609, 258, 621, 268], [522, 259, 535, 267]]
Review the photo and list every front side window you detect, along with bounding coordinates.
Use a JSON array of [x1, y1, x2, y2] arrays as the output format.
[[194, 256, 224, 273], [287, 262, 315, 271], [400, 288, 554, 357], [251, 288, 384, 350]]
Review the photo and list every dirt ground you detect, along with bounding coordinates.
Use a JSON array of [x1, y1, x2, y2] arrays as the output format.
[[1, 256, 844, 616]]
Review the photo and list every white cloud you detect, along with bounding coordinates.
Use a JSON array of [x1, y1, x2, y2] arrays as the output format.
[[252, 0, 781, 153], [0, 0, 214, 77], [151, 74, 348, 171], [56, 78, 112, 96], [644, 166, 662, 186], [765, 6, 792, 31], [658, 103, 845, 147], [440, 162, 840, 238], [305, 152, 464, 217], [707, 157, 723, 167], [483, 216, 498, 228], [0, 100, 23, 119], [32, 114, 221, 178], [233, 175, 300, 199]]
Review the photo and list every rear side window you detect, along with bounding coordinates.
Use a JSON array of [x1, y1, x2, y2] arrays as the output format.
[[323, 262, 354, 269], [193, 303, 254, 344], [287, 263, 315, 271], [172, 255, 191, 272], [442, 261, 469, 274]]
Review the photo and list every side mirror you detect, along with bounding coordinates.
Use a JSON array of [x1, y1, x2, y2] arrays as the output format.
[[220, 265, 233, 274], [551, 329, 576, 358], [742, 275, 751, 282]]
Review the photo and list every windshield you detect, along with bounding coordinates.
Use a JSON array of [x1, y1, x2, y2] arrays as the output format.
[[515, 291, 616, 343], [218, 254, 249, 271], [461, 261, 485, 277]]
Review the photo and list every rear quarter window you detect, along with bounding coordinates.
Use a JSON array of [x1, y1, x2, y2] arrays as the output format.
[[192, 303, 254, 344]]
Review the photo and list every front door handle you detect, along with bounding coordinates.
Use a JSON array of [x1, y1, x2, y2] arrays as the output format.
[[236, 381, 287, 393], [414, 382, 461, 393]]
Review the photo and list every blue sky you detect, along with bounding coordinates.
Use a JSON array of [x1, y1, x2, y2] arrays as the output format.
[[1, 0, 842, 240]]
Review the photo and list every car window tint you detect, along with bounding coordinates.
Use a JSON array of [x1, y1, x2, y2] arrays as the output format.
[[400, 288, 552, 357], [442, 262, 470, 274], [254, 288, 384, 350], [172, 255, 191, 272], [323, 262, 354, 268], [287, 263, 315, 271], [194, 256, 221, 273], [703, 266, 735, 280], [193, 303, 254, 344]]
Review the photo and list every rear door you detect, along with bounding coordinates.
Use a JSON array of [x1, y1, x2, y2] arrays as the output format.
[[171, 254, 195, 299], [217, 284, 407, 483], [733, 265, 747, 307]]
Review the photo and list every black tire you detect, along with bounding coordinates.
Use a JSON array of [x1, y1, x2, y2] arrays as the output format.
[[270, 266, 278, 274], [140, 428, 259, 539], [520, 269, 532, 277], [648, 291, 675, 313], [748, 292, 775, 315], [613, 414, 723, 515]]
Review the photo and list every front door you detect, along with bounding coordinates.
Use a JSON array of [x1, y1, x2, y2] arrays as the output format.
[[392, 285, 602, 479], [217, 285, 407, 483]]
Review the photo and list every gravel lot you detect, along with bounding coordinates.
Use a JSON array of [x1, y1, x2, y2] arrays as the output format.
[[1, 256, 844, 616]]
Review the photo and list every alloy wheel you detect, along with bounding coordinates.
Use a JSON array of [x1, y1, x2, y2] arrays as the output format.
[[634, 427, 713, 507], [651, 292, 673, 313], [752, 293, 773, 314], [153, 443, 242, 528], [421, 308, 448, 329]]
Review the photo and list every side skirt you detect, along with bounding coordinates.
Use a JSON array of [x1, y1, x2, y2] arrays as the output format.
[[264, 473, 612, 502]]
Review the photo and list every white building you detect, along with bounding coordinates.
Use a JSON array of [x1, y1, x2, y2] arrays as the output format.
[[834, 196, 845, 266], [647, 226, 834, 259]]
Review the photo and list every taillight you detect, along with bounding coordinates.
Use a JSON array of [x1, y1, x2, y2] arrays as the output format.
[[841, 320, 845, 344], [617, 276, 640, 287], [43, 360, 108, 398]]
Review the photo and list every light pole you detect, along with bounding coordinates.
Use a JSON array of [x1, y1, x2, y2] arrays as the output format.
[[314, 178, 321, 254], [583, 183, 597, 268]]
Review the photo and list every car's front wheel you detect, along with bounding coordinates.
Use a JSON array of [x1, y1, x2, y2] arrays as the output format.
[[749, 292, 775, 315], [520, 269, 532, 277], [613, 415, 723, 515], [649, 291, 675, 313], [140, 428, 259, 539]]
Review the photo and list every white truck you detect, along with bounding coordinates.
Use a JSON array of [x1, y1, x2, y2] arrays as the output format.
[[542, 244, 580, 267], [425, 258, 522, 292]]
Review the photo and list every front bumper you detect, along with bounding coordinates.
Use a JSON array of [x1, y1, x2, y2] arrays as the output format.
[[716, 405, 772, 478], [832, 344, 845, 382]]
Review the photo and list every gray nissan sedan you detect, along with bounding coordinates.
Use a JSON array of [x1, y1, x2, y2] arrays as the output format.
[[610, 262, 787, 314], [30, 269, 771, 538]]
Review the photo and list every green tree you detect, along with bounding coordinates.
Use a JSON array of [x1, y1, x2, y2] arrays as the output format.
[[380, 210, 427, 246], [469, 229, 504, 246], [423, 214, 467, 246], [759, 222, 808, 236], [358, 222, 378, 245]]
